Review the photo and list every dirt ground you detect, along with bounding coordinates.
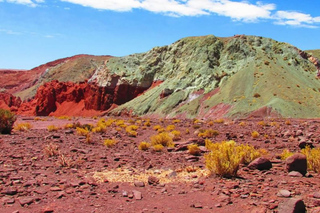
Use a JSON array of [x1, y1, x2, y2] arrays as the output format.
[[1, 116, 320, 213]]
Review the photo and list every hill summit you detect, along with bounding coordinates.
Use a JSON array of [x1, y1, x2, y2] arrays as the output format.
[[1, 35, 320, 118]]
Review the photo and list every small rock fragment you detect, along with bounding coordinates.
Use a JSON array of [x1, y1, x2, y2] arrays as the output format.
[[132, 190, 142, 200], [148, 176, 160, 185], [134, 181, 145, 187], [277, 189, 291, 198]]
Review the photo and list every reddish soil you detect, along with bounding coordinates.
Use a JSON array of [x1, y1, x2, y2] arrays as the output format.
[[1, 117, 320, 212]]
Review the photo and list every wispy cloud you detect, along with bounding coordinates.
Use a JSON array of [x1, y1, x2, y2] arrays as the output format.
[[274, 11, 320, 28], [0, 28, 21, 35], [2, 0, 320, 28], [3, 0, 43, 7]]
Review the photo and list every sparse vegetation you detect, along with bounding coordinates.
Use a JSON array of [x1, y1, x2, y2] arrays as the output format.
[[301, 146, 320, 173], [150, 132, 175, 148], [187, 144, 201, 156], [103, 139, 117, 148], [280, 149, 294, 160], [205, 140, 262, 177], [14, 122, 32, 131], [138, 141, 151, 151], [251, 131, 260, 138], [47, 125, 60, 132], [0, 109, 16, 134], [44, 143, 59, 157]]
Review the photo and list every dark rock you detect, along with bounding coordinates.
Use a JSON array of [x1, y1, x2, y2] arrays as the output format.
[[248, 157, 272, 170], [2, 188, 18, 196], [286, 153, 307, 176], [134, 181, 145, 187], [278, 198, 306, 213], [298, 140, 314, 149], [148, 176, 160, 185]]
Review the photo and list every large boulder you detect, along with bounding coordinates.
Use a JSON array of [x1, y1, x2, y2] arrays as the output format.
[[278, 198, 306, 213], [285, 153, 307, 176]]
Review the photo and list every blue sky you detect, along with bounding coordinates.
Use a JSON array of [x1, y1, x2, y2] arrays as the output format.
[[0, 0, 320, 69]]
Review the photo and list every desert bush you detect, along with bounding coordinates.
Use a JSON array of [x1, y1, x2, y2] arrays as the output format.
[[285, 120, 291, 125], [185, 128, 190, 134], [115, 120, 126, 128], [138, 141, 150, 151], [57, 116, 71, 120], [14, 123, 32, 131], [239, 121, 246, 126], [207, 121, 214, 126], [0, 109, 16, 134], [150, 132, 174, 147], [257, 121, 266, 126], [125, 125, 138, 137], [44, 143, 59, 157], [301, 146, 320, 173], [85, 133, 93, 144], [205, 140, 262, 177], [153, 144, 164, 152], [144, 120, 151, 127], [47, 125, 60, 132], [187, 144, 201, 156], [103, 139, 117, 148], [251, 131, 260, 138], [280, 149, 294, 160]]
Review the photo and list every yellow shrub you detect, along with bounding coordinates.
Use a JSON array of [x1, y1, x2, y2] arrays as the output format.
[[301, 146, 320, 173], [144, 120, 151, 127], [138, 142, 150, 151], [153, 144, 164, 152], [166, 125, 176, 131], [187, 144, 201, 156], [257, 121, 266, 126], [103, 139, 117, 148], [285, 120, 291, 125], [172, 119, 181, 124], [150, 132, 174, 147], [64, 123, 74, 129], [239, 121, 246, 126], [207, 121, 214, 126], [153, 125, 162, 131], [198, 129, 219, 138], [14, 123, 32, 131], [214, 118, 224, 124], [57, 116, 71, 120], [115, 120, 126, 128], [185, 128, 190, 134], [280, 149, 294, 160], [76, 127, 89, 136], [193, 119, 200, 124], [170, 130, 181, 141], [205, 140, 262, 177], [251, 131, 260, 138], [85, 133, 93, 144], [125, 125, 138, 137], [47, 125, 60, 132]]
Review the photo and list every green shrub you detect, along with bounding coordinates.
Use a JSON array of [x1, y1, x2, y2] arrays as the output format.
[[0, 109, 16, 134]]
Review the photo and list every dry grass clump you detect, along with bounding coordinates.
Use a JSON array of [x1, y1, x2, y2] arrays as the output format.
[[14, 123, 32, 131], [138, 142, 150, 151], [150, 132, 174, 148], [47, 125, 60, 132], [76, 127, 90, 136], [172, 119, 181, 124], [103, 139, 117, 148], [205, 140, 262, 177], [44, 143, 59, 157], [56, 116, 71, 120], [57, 154, 73, 167], [144, 120, 151, 127], [239, 121, 246, 126], [257, 121, 267, 126], [115, 120, 126, 128], [187, 144, 201, 156], [285, 120, 291, 125], [301, 146, 320, 173]]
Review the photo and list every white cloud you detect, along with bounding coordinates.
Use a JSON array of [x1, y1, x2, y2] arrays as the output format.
[[0, 28, 21, 35], [4, 0, 43, 7], [274, 11, 320, 28], [60, 0, 141, 11]]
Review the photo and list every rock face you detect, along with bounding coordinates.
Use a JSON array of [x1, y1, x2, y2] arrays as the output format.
[[285, 153, 307, 176], [31, 80, 150, 116], [0, 92, 21, 111], [278, 198, 306, 213]]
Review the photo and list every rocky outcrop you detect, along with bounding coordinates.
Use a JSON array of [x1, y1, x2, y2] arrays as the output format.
[[31, 79, 151, 116], [0, 92, 22, 111]]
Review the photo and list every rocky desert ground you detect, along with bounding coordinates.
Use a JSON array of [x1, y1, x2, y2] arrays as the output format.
[[1, 116, 320, 213]]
